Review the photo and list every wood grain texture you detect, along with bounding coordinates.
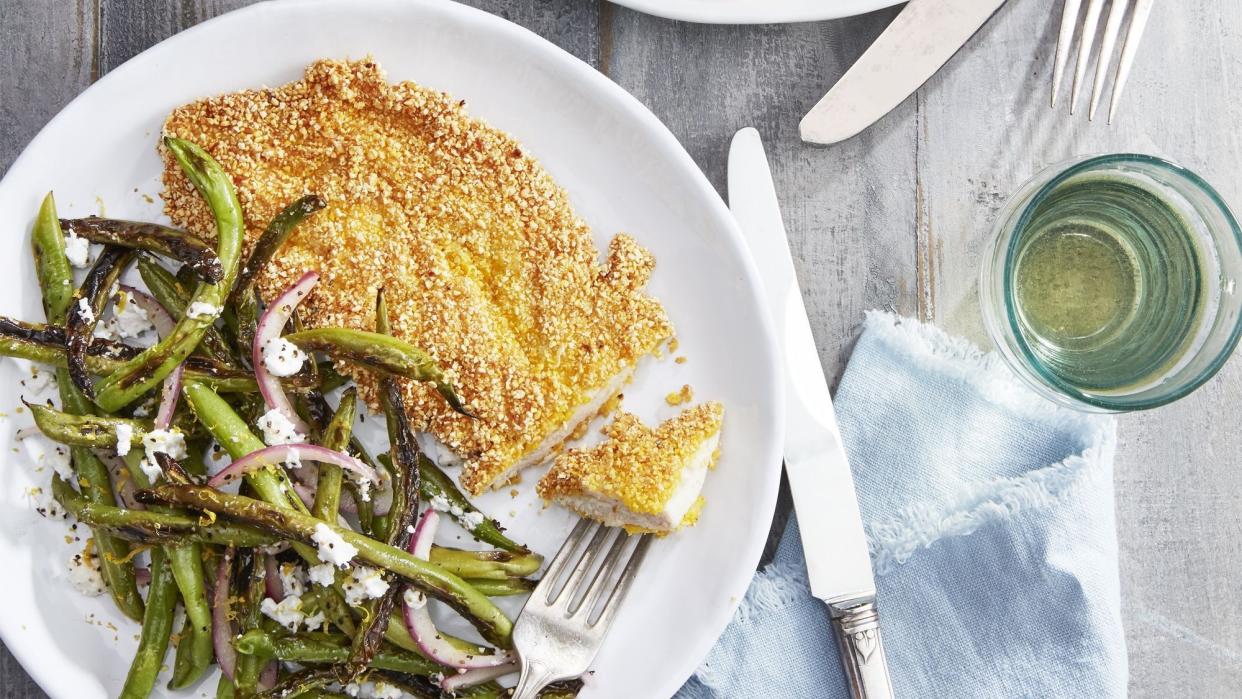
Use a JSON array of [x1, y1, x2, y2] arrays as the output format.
[[2, 0, 1241, 697], [917, 2, 1242, 695]]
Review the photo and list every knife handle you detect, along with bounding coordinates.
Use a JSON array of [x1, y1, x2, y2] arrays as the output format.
[[830, 600, 894, 699]]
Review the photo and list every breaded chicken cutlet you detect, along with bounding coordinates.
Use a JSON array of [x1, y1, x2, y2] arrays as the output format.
[[161, 58, 673, 494]]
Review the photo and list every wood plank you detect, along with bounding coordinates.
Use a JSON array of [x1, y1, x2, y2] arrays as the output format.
[[0, 0, 97, 175], [916, 1, 1242, 695], [0, 1, 96, 694], [98, 0, 599, 73], [604, 6, 919, 387]]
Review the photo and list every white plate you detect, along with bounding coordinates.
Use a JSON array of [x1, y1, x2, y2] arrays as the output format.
[[609, 0, 904, 24], [0, 1, 783, 697]]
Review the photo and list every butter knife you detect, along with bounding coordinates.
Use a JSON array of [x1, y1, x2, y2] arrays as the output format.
[[800, 0, 1008, 144], [728, 127, 893, 698]]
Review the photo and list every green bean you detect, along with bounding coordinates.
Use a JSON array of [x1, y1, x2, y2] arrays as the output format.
[[61, 216, 224, 283], [145, 485, 514, 647], [234, 560, 269, 697], [137, 254, 237, 365], [467, 577, 539, 597], [28, 403, 149, 449], [256, 668, 337, 699], [417, 454, 529, 553], [232, 195, 325, 302], [282, 327, 469, 415], [119, 548, 177, 699], [235, 630, 443, 677], [32, 202, 145, 620], [428, 547, 542, 580], [168, 542, 214, 688], [94, 138, 245, 412], [0, 318, 270, 392], [183, 381, 361, 638], [183, 381, 304, 512], [30, 193, 74, 323], [312, 387, 356, 521], [65, 247, 137, 396]]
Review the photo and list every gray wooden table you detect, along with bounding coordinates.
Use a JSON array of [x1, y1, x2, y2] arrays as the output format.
[[3, 0, 1240, 696]]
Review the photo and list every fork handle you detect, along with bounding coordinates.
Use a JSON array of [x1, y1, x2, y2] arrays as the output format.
[[830, 599, 894, 699], [511, 660, 559, 699]]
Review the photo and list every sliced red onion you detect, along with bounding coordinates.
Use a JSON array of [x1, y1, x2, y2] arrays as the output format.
[[403, 511, 514, 669], [263, 554, 283, 603], [441, 663, 519, 694], [154, 363, 184, 431], [134, 566, 152, 587], [291, 482, 317, 510], [212, 552, 238, 680], [207, 444, 380, 489], [253, 272, 318, 436], [119, 285, 175, 338]]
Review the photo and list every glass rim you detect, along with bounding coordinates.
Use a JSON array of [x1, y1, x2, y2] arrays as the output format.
[[1001, 153, 1242, 411]]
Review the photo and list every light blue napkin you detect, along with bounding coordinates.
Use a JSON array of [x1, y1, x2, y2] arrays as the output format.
[[676, 311, 1126, 698]]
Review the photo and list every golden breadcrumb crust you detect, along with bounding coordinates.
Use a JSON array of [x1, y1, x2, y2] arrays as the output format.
[[160, 58, 672, 494], [538, 402, 724, 518]]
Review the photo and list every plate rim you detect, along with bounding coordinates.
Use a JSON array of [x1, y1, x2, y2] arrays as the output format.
[[0, 0, 787, 696], [606, 0, 905, 24]]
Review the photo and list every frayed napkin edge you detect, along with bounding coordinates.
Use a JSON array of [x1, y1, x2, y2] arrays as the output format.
[[859, 310, 1117, 575]]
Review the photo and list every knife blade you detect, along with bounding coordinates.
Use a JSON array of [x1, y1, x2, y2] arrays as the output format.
[[800, 0, 1007, 144], [728, 127, 892, 698]]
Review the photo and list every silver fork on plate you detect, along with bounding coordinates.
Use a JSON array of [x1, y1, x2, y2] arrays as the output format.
[[510, 519, 653, 699], [1051, 0, 1155, 123]]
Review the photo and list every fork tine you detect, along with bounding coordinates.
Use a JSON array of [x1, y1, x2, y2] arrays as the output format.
[[1108, 0, 1155, 124], [569, 529, 631, 620], [591, 534, 653, 630], [1088, 0, 1131, 121], [1069, 0, 1107, 114], [539, 519, 596, 604], [549, 522, 612, 608], [1051, 0, 1084, 107]]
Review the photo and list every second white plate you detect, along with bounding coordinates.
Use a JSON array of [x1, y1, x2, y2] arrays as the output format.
[[609, 0, 904, 24]]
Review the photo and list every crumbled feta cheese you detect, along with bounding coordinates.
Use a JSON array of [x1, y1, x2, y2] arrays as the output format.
[[460, 510, 485, 530], [344, 681, 403, 699], [185, 301, 220, 319], [64, 232, 91, 268], [353, 473, 372, 502], [137, 428, 187, 483], [110, 291, 154, 338], [139, 459, 163, 484], [114, 423, 133, 456], [279, 563, 306, 597], [428, 492, 485, 529], [261, 337, 307, 377], [258, 409, 304, 446], [76, 297, 95, 324], [260, 594, 306, 632], [403, 587, 426, 609], [131, 398, 155, 418], [303, 610, 326, 632], [343, 565, 389, 606], [143, 428, 187, 463], [68, 544, 106, 596], [92, 321, 118, 341], [307, 562, 337, 587], [23, 436, 74, 480], [371, 681, 403, 699], [312, 523, 357, 567]]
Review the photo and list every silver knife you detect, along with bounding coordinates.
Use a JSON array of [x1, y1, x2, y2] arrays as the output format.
[[800, 0, 1008, 144], [728, 127, 893, 698]]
